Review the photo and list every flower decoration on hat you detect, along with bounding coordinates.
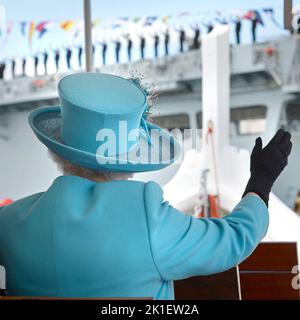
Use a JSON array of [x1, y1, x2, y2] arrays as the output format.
[[128, 72, 159, 146]]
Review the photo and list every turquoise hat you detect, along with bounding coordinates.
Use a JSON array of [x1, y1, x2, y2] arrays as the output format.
[[29, 72, 181, 172]]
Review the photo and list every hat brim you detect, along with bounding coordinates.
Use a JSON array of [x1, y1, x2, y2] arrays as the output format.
[[29, 106, 181, 172]]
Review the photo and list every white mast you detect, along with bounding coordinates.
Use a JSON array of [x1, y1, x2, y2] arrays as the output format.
[[201, 25, 230, 195], [83, 0, 93, 72]]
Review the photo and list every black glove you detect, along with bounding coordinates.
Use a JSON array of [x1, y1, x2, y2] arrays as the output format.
[[242, 129, 292, 206]]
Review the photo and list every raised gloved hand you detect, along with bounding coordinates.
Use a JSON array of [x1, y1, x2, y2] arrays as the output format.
[[243, 129, 292, 206]]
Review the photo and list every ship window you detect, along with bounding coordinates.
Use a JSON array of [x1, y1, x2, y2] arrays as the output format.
[[230, 105, 267, 135], [196, 112, 203, 129], [151, 114, 190, 136], [286, 102, 300, 133]]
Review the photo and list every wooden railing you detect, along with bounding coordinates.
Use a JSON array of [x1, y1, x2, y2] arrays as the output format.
[[175, 242, 300, 300]]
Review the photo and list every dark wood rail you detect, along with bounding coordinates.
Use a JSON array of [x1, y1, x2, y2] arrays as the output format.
[[175, 242, 300, 300], [239, 242, 299, 300]]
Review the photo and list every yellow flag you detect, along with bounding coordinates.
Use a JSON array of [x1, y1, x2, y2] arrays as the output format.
[[28, 21, 35, 46], [162, 15, 170, 24], [92, 18, 101, 28], [60, 20, 75, 31]]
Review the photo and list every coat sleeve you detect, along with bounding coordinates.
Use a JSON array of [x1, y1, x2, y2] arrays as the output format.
[[144, 181, 269, 281]]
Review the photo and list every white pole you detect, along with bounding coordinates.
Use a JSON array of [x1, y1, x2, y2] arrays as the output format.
[[202, 25, 230, 154], [84, 0, 93, 72], [201, 25, 230, 195]]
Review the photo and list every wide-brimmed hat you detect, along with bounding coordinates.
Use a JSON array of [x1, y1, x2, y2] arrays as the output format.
[[29, 72, 181, 172]]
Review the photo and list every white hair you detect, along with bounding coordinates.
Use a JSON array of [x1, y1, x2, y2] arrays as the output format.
[[49, 151, 133, 182]]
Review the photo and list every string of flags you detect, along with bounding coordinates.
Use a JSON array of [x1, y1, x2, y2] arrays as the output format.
[[0, 7, 284, 47]]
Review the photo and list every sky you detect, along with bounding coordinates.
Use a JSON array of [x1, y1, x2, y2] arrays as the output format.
[[0, 0, 299, 75]]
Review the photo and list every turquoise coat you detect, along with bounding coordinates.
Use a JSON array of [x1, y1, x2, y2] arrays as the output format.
[[0, 176, 268, 299]]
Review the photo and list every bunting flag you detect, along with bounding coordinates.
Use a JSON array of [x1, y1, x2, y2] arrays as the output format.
[[144, 16, 158, 26], [254, 10, 264, 25], [28, 21, 35, 46], [243, 10, 264, 25], [263, 8, 282, 29], [60, 20, 75, 31], [133, 17, 141, 23], [0, 21, 13, 47], [73, 28, 81, 39], [6, 21, 14, 34], [178, 11, 190, 17], [36, 21, 49, 38], [243, 10, 254, 20], [20, 21, 27, 36], [262, 8, 274, 15], [111, 18, 127, 29], [111, 23, 122, 29], [162, 15, 170, 24], [0, 6, 281, 48], [92, 18, 101, 28], [73, 21, 84, 39]]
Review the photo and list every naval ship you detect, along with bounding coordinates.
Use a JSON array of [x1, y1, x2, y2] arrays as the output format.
[[1, 34, 300, 209]]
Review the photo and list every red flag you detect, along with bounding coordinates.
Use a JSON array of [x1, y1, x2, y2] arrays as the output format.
[[243, 10, 254, 20], [36, 21, 49, 38]]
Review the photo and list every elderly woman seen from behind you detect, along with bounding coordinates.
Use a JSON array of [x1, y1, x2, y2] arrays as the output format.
[[0, 73, 292, 299]]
